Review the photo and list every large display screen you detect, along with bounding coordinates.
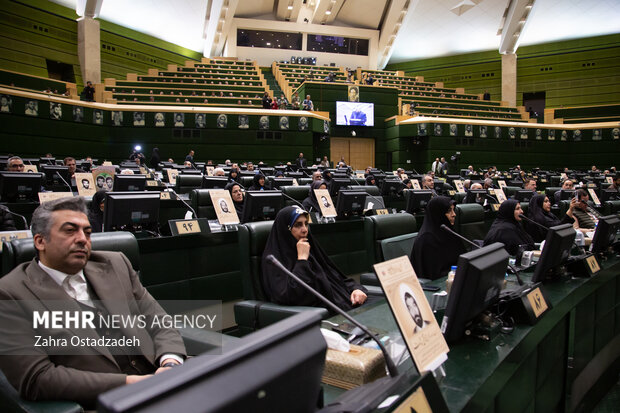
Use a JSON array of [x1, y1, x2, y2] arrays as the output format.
[[336, 101, 374, 127]]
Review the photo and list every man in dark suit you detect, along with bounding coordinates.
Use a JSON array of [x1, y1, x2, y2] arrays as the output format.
[[295, 152, 306, 169], [0, 197, 186, 407]]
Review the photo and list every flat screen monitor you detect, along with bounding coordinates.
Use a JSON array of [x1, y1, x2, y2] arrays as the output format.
[[335, 190, 366, 218], [97, 311, 326, 413], [241, 190, 283, 223], [531, 223, 576, 283], [0, 171, 44, 202], [202, 177, 229, 189], [270, 178, 294, 189], [259, 167, 274, 176], [329, 178, 352, 197], [560, 189, 576, 201], [515, 190, 535, 203], [404, 189, 432, 214], [285, 172, 304, 179], [336, 101, 374, 126], [464, 189, 488, 205], [590, 215, 620, 255], [380, 178, 405, 197], [599, 189, 619, 203], [112, 174, 147, 192], [103, 192, 160, 233], [441, 242, 509, 343], [39, 157, 56, 165], [180, 169, 202, 175], [41, 165, 70, 187]]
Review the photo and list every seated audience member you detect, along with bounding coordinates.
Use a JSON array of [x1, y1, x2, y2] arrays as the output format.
[[0, 205, 17, 231], [463, 179, 471, 190], [411, 197, 465, 280], [248, 173, 269, 191], [88, 190, 106, 232], [7, 156, 25, 172], [322, 169, 333, 186], [484, 200, 535, 256], [466, 165, 475, 175], [470, 183, 483, 190], [228, 167, 240, 183], [421, 174, 438, 196], [609, 174, 620, 195], [0, 197, 185, 408], [261, 206, 367, 311], [554, 178, 574, 204], [302, 95, 314, 111], [225, 182, 244, 216], [572, 189, 602, 233], [319, 156, 330, 167], [403, 178, 412, 189], [525, 194, 576, 242], [523, 178, 537, 191], [302, 180, 327, 213], [483, 178, 494, 190], [64, 157, 81, 180], [312, 171, 323, 181], [365, 174, 376, 186], [213, 168, 226, 176]]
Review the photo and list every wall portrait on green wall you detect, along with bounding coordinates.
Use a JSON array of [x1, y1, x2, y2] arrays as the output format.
[[592, 129, 601, 141], [418, 123, 427, 136], [73, 106, 83, 122], [93, 109, 103, 124], [239, 114, 249, 129], [479, 125, 487, 138], [535, 129, 542, 140], [494, 126, 501, 138], [434, 123, 442, 136], [560, 130, 567, 141], [217, 114, 228, 128], [280, 116, 289, 130], [133, 112, 145, 126], [572, 129, 582, 141], [195, 113, 206, 128], [259, 115, 269, 130], [50, 102, 62, 120], [174, 113, 185, 127], [111, 111, 123, 126], [612, 128, 619, 140], [449, 124, 457, 136], [519, 128, 528, 140], [25, 100, 38, 116], [298, 116, 308, 131], [1, 94, 13, 113], [548, 129, 555, 141], [464, 124, 473, 137], [508, 127, 516, 139], [154, 112, 165, 127]]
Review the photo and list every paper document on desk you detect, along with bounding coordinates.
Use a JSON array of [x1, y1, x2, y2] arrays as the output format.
[[374, 256, 449, 373]]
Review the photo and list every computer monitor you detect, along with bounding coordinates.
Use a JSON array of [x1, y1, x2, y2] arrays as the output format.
[[441, 242, 509, 343], [335, 190, 366, 218], [590, 215, 620, 255], [531, 224, 576, 283], [112, 174, 147, 192], [259, 167, 274, 176], [329, 178, 351, 197], [560, 189, 576, 201], [97, 311, 326, 413], [39, 157, 56, 165], [41, 165, 70, 187], [464, 189, 488, 205], [180, 169, 202, 175], [380, 178, 405, 197], [285, 172, 304, 179], [202, 177, 229, 189], [599, 189, 619, 203], [404, 189, 432, 214], [270, 178, 294, 189], [241, 190, 283, 223], [103, 192, 160, 233], [514, 190, 534, 202], [0, 172, 44, 202]]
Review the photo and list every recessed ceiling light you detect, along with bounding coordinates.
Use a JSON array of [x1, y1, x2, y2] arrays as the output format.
[[326, 10, 331, 15], [288, 5, 293, 10]]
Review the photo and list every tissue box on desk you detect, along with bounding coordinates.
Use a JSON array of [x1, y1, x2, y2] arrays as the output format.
[[321, 344, 386, 390]]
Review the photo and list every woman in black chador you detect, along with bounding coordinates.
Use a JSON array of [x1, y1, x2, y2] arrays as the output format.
[[261, 206, 367, 312], [225, 182, 244, 217], [88, 190, 107, 232], [411, 196, 465, 280], [302, 180, 327, 213], [524, 194, 575, 242], [484, 199, 535, 256], [248, 172, 269, 191]]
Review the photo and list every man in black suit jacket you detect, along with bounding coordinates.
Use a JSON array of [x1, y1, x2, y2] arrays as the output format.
[[295, 152, 307, 169], [0, 197, 186, 407]]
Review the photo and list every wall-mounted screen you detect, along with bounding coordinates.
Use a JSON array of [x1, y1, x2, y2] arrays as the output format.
[[336, 101, 374, 126]]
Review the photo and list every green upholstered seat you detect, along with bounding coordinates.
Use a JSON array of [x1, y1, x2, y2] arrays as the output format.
[[281, 185, 310, 207], [603, 200, 620, 215], [454, 192, 467, 204], [175, 174, 203, 194], [189, 189, 217, 219], [364, 213, 417, 264], [240, 176, 254, 188], [349, 185, 381, 196], [503, 186, 521, 198], [454, 203, 486, 244], [545, 187, 561, 200]]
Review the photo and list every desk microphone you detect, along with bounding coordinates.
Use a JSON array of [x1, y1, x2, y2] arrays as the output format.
[[518, 214, 584, 253], [265, 254, 399, 379], [440, 224, 524, 285], [280, 191, 305, 209], [3, 208, 29, 229], [55, 171, 73, 193], [167, 189, 197, 219]]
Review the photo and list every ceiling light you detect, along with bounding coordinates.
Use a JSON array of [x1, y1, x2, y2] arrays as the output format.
[[288, 5, 293, 10], [326, 10, 331, 15]]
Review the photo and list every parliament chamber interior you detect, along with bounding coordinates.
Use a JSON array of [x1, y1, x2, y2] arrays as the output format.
[[0, 0, 619, 412]]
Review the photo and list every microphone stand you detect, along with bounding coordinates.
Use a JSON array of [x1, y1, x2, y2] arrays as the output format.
[[55, 171, 73, 193], [519, 214, 584, 254], [167, 189, 197, 218], [4, 209, 29, 230], [440, 224, 524, 285], [266, 254, 399, 378]]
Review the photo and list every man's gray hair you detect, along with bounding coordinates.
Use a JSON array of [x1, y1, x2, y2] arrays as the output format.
[[31, 197, 88, 239], [7, 156, 22, 164]]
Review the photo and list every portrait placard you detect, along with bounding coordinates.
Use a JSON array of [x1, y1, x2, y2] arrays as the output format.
[[166, 169, 179, 186], [494, 187, 507, 203], [209, 189, 239, 225], [373, 256, 449, 373], [356, 173, 365, 179], [92, 166, 115, 191], [411, 179, 421, 190], [38, 192, 74, 204], [606, 176, 613, 184], [75, 172, 96, 196], [314, 189, 337, 218], [453, 180, 465, 193], [23, 165, 38, 173], [0, 230, 32, 252], [348, 85, 360, 102], [206, 166, 215, 176], [587, 188, 601, 207], [498, 180, 507, 189]]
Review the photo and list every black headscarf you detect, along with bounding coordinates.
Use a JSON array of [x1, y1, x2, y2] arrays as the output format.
[[89, 190, 106, 232], [261, 206, 366, 312], [302, 180, 326, 213], [228, 168, 240, 183], [484, 199, 535, 255], [149, 147, 160, 169], [249, 173, 268, 191], [365, 174, 376, 186], [411, 196, 466, 280], [225, 182, 244, 217], [525, 194, 573, 242], [322, 170, 332, 183]]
